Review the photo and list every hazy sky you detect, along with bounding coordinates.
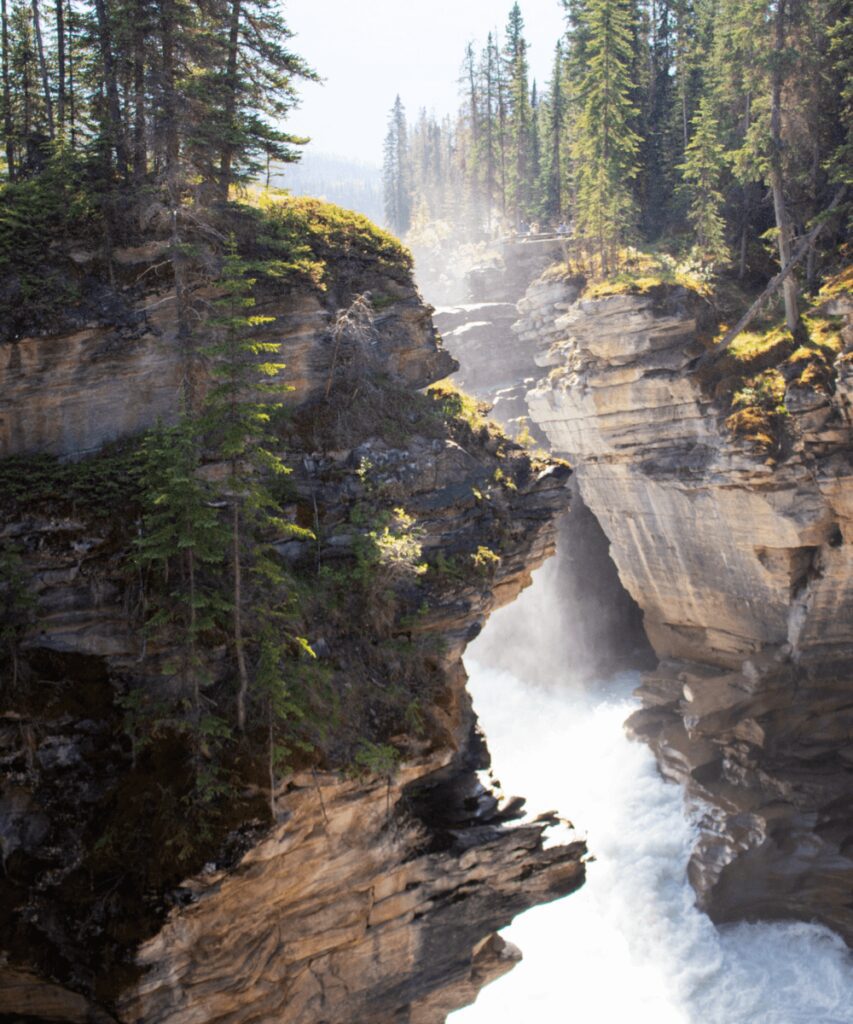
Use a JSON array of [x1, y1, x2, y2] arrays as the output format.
[[284, 0, 568, 166]]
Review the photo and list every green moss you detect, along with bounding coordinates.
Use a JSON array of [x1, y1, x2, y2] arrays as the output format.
[[580, 248, 713, 299], [426, 379, 495, 436], [370, 292, 398, 311], [239, 193, 413, 291], [726, 368, 788, 452], [801, 314, 843, 355], [817, 264, 853, 302], [471, 546, 501, 575], [727, 324, 794, 362]]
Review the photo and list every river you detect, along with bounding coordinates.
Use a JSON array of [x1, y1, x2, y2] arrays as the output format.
[[447, 557, 853, 1024]]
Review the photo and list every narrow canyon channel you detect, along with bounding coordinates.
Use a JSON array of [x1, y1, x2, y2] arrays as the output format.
[[448, 554, 853, 1024]]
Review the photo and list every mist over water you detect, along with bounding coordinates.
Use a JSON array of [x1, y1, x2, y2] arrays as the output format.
[[448, 561, 853, 1024]]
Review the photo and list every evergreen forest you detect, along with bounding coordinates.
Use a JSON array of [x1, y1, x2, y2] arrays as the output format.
[[383, 0, 851, 290]]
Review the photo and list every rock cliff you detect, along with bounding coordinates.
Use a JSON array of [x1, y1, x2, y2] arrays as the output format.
[[0, 204, 584, 1021], [521, 271, 853, 942]]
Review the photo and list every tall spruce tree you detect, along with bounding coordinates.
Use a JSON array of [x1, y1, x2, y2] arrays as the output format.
[[201, 238, 294, 732], [136, 416, 231, 790], [679, 94, 729, 263], [478, 32, 500, 229], [542, 41, 566, 222], [382, 94, 411, 235], [503, 3, 532, 225], [572, 0, 642, 270]]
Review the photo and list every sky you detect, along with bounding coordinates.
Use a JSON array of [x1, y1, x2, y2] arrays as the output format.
[[283, 0, 568, 166]]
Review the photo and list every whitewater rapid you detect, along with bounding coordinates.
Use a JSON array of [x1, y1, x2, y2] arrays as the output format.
[[448, 571, 853, 1024]]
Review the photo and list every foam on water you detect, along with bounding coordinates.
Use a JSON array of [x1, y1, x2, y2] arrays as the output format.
[[447, 572, 853, 1023]]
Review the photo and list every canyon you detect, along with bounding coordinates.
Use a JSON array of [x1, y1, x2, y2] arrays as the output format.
[[439, 244, 853, 947], [2, 207, 852, 1022]]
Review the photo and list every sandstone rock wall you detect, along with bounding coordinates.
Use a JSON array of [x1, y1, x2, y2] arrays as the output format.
[[522, 275, 853, 942], [0, 245, 584, 1021], [0, 250, 450, 460]]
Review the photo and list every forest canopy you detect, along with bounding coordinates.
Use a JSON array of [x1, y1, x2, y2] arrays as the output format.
[[0, 0, 315, 205], [383, 0, 851, 287]]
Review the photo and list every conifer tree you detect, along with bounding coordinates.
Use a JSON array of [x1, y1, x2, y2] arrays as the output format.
[[503, 3, 532, 225], [136, 417, 231, 796], [382, 94, 411, 235], [768, 0, 799, 330], [679, 93, 729, 263], [572, 0, 642, 270], [542, 41, 566, 223], [826, 0, 852, 194], [201, 238, 307, 732], [478, 32, 500, 229], [0, 540, 33, 689]]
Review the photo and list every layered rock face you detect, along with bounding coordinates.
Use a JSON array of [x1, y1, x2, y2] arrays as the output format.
[[523, 277, 853, 942], [431, 237, 574, 441], [0, 233, 584, 1021], [432, 261, 651, 682]]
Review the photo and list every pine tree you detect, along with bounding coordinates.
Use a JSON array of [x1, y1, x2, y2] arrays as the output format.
[[572, 0, 642, 271], [382, 94, 411, 235], [542, 41, 566, 223], [201, 238, 305, 732], [135, 417, 231, 796], [478, 32, 500, 230], [503, 3, 532, 226], [826, 0, 852, 193], [768, 0, 799, 330], [0, 540, 34, 689], [679, 94, 729, 263]]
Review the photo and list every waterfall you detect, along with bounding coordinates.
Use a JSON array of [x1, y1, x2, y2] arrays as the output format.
[[448, 556, 853, 1024]]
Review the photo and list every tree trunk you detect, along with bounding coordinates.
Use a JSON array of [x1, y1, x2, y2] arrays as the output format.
[[769, 0, 798, 332], [267, 706, 276, 820], [232, 499, 250, 732], [132, 8, 146, 182], [187, 547, 199, 732], [160, 0, 192, 382], [218, 0, 241, 200], [55, 0, 65, 132], [67, 0, 75, 147], [701, 186, 845, 362], [1, 0, 15, 179], [93, 0, 129, 179], [31, 0, 54, 137]]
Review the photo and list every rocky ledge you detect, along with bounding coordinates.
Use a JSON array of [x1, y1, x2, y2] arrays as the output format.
[[0, 207, 584, 1022], [523, 273, 853, 942]]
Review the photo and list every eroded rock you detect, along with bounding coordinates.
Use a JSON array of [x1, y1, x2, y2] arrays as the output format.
[[523, 274, 853, 943]]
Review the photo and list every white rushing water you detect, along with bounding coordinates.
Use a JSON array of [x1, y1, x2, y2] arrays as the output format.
[[448, 563, 853, 1024]]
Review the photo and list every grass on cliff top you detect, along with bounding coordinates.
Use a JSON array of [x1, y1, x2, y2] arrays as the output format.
[[715, 306, 844, 454], [817, 262, 853, 302], [580, 248, 714, 299], [539, 246, 713, 299], [0, 167, 413, 338], [236, 191, 413, 290]]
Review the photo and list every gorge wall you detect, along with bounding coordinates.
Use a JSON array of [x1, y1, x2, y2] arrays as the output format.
[[516, 271, 853, 942], [0, 208, 585, 1022], [429, 246, 652, 679]]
